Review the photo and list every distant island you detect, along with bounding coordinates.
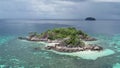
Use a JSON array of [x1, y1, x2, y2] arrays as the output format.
[[18, 27, 103, 52], [85, 17, 96, 21]]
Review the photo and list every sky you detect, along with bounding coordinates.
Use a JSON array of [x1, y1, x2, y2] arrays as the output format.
[[0, 0, 120, 19]]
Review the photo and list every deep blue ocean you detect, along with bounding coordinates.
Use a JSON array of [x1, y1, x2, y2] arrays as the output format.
[[0, 20, 120, 68]]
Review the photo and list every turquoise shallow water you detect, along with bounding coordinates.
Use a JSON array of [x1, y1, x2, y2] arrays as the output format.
[[0, 35, 120, 68], [0, 35, 14, 46], [0, 20, 120, 68]]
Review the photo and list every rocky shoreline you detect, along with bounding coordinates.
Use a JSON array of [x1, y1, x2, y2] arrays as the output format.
[[45, 44, 103, 53], [18, 36, 103, 53], [18, 27, 103, 53]]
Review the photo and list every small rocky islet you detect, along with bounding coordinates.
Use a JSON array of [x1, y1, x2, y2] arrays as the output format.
[[18, 27, 103, 53], [85, 17, 96, 21]]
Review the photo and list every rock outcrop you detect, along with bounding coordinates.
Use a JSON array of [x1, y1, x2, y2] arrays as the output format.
[[84, 37, 97, 41], [45, 44, 103, 52]]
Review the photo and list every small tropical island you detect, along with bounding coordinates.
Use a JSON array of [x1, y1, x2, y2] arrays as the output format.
[[18, 27, 103, 52]]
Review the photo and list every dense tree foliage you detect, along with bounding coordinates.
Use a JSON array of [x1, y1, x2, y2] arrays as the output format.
[[29, 27, 89, 47]]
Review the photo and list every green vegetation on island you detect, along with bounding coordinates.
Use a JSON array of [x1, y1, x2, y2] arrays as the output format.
[[18, 27, 102, 52], [28, 27, 90, 47]]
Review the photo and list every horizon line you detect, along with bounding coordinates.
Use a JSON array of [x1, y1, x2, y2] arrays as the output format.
[[0, 19, 120, 21]]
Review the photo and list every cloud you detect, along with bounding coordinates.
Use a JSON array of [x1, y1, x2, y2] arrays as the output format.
[[0, 0, 89, 19], [60, 0, 120, 2], [92, 0, 120, 2], [0, 0, 120, 19], [28, 0, 78, 18], [62, 0, 85, 1], [50, 0, 120, 2]]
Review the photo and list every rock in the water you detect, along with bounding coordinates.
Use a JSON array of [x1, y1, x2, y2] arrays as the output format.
[[45, 46, 55, 50], [85, 17, 96, 21], [84, 37, 97, 41], [33, 47, 41, 51], [18, 37, 28, 40], [91, 45, 103, 51]]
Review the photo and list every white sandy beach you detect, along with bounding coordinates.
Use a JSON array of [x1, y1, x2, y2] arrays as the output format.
[[20, 40, 115, 60], [47, 43, 115, 60], [40, 43, 115, 60], [46, 42, 59, 46], [50, 49, 115, 60]]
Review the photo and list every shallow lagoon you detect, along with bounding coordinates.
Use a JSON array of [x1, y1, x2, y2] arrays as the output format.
[[0, 20, 120, 68]]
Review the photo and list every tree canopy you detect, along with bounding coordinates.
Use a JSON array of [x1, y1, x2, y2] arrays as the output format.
[[29, 27, 89, 47]]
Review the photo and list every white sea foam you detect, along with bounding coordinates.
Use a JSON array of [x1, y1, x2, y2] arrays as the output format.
[[20, 40, 47, 44], [51, 49, 115, 60]]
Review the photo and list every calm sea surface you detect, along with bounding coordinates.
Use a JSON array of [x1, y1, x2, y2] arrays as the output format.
[[0, 20, 120, 68]]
